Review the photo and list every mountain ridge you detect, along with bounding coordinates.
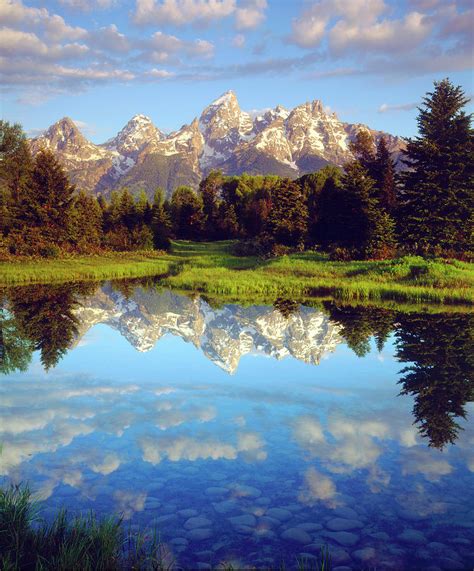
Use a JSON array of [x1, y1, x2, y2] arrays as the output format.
[[29, 91, 406, 197]]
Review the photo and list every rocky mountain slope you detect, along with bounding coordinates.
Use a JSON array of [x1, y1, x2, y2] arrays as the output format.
[[29, 90, 405, 197], [73, 285, 342, 374]]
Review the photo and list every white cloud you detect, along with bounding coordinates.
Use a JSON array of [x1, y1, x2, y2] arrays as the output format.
[[59, 0, 118, 10], [298, 467, 339, 506], [232, 33, 245, 48], [133, 0, 236, 26], [90, 453, 121, 475], [147, 31, 214, 58], [329, 10, 431, 55], [0, 1, 87, 41], [378, 102, 419, 113], [88, 24, 130, 53], [235, 0, 267, 30], [133, 0, 266, 29]]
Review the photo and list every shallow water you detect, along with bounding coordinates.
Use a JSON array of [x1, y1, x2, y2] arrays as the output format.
[[1, 281, 473, 570]]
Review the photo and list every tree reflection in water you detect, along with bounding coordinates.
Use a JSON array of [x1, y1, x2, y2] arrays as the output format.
[[1, 283, 472, 448], [1, 282, 96, 371]]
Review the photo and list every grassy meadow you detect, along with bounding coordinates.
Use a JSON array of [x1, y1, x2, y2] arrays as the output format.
[[0, 241, 473, 306]]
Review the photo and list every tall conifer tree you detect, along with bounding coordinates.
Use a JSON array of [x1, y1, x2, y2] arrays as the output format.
[[400, 79, 473, 257]]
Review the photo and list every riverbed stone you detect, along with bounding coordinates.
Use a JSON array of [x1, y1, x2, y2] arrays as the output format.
[[438, 558, 465, 570], [187, 528, 213, 541], [170, 537, 188, 546], [257, 516, 280, 529], [229, 484, 261, 498], [177, 509, 198, 518], [229, 514, 256, 527], [235, 525, 254, 535], [398, 529, 426, 544], [304, 542, 325, 553], [255, 497, 271, 506], [204, 487, 228, 498], [281, 527, 312, 544], [266, 507, 293, 521], [296, 523, 323, 532], [184, 516, 212, 530], [151, 514, 178, 526], [212, 500, 237, 514], [326, 518, 363, 531], [324, 531, 360, 547], [331, 547, 351, 565], [196, 563, 211, 570], [352, 547, 376, 562], [147, 482, 164, 493], [369, 531, 389, 541], [332, 507, 359, 520], [397, 508, 427, 522]]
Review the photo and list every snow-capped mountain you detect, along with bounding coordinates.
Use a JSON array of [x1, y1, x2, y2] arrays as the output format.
[[73, 285, 342, 374], [29, 91, 405, 197], [102, 114, 164, 157]]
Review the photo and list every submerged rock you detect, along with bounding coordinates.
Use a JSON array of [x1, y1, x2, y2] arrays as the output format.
[[398, 529, 426, 544], [324, 531, 360, 546], [177, 509, 199, 518], [229, 514, 256, 527], [266, 507, 293, 521], [187, 528, 213, 541], [184, 516, 212, 530], [281, 527, 312, 544], [326, 518, 363, 531], [352, 547, 376, 562]]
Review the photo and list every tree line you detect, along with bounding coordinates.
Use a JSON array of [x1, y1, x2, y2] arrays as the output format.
[[0, 79, 472, 260]]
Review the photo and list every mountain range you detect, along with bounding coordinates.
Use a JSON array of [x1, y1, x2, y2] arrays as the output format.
[[74, 285, 342, 374], [29, 90, 405, 197]]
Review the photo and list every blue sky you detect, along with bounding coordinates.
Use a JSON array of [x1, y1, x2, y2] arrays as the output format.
[[1, 0, 473, 142]]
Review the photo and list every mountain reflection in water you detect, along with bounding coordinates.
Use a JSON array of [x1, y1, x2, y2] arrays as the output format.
[[1, 281, 472, 450], [0, 280, 473, 570]]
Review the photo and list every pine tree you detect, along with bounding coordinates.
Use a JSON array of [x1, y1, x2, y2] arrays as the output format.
[[314, 175, 345, 248], [350, 130, 376, 175], [374, 137, 397, 213], [400, 79, 473, 257], [170, 186, 203, 240], [0, 121, 32, 203], [118, 189, 136, 231], [134, 189, 149, 226], [23, 150, 75, 246], [199, 170, 223, 240], [219, 202, 239, 238], [69, 191, 103, 251], [267, 178, 308, 247], [338, 161, 396, 259], [151, 188, 171, 250]]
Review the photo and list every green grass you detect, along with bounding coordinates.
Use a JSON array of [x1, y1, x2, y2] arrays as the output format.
[[0, 251, 169, 285], [0, 483, 332, 571], [1, 241, 473, 306]]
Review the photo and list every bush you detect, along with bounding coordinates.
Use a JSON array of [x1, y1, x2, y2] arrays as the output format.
[[233, 234, 275, 257], [328, 246, 358, 261], [39, 244, 61, 258]]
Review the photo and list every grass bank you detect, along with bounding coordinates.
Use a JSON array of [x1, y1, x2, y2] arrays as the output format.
[[0, 241, 473, 305], [0, 484, 332, 571], [0, 251, 169, 285]]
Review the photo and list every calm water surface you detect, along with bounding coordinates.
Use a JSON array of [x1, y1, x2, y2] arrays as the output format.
[[1, 281, 473, 570]]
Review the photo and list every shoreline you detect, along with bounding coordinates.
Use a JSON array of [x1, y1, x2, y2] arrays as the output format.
[[0, 241, 472, 306]]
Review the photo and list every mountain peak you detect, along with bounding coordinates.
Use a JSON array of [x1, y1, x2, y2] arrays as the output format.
[[129, 114, 153, 124], [103, 114, 163, 154], [209, 90, 238, 107]]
